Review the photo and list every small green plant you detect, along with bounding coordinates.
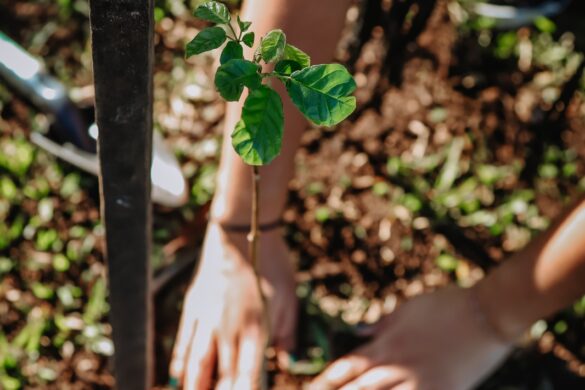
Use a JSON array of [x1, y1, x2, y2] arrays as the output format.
[[185, 0, 356, 384], [186, 1, 356, 165]]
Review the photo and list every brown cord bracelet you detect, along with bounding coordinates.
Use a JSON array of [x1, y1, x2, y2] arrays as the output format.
[[211, 218, 284, 234]]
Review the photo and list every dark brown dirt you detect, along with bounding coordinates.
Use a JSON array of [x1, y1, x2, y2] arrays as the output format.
[[1, 0, 585, 389]]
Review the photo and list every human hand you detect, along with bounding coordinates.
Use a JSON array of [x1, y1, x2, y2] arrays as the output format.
[[169, 222, 297, 389], [310, 287, 514, 390]]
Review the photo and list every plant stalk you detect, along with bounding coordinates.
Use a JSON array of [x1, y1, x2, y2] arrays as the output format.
[[249, 165, 270, 390]]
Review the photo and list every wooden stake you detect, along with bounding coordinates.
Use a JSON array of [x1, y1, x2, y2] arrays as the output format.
[[89, 0, 154, 388]]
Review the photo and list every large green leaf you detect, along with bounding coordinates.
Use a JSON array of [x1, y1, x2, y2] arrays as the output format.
[[186, 26, 226, 57], [214, 59, 261, 101], [286, 64, 356, 126], [220, 41, 243, 64], [260, 29, 286, 63], [283, 44, 310, 68], [194, 1, 231, 24], [231, 86, 284, 165]]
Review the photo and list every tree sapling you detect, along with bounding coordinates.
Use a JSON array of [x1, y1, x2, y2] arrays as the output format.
[[185, 0, 356, 385]]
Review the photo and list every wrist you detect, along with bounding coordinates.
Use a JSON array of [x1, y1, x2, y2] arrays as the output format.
[[201, 220, 285, 264], [211, 162, 290, 225], [209, 190, 285, 226], [475, 275, 531, 344], [468, 285, 516, 345]]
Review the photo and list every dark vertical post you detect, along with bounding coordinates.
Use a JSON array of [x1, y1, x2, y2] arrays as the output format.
[[89, 1, 154, 388]]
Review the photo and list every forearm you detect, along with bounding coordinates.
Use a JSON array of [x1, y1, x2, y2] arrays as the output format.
[[477, 196, 585, 341], [210, 0, 351, 225]]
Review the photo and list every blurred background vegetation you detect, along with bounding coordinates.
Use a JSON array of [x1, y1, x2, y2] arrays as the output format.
[[0, 0, 584, 388]]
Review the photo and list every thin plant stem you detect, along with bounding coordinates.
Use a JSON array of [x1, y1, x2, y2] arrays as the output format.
[[227, 23, 239, 42], [249, 165, 270, 390]]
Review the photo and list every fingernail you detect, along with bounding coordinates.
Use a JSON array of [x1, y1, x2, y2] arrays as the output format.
[[168, 376, 179, 389], [276, 350, 289, 368], [288, 351, 299, 363]]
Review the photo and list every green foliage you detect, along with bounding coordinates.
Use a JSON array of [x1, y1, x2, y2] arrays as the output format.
[[35, 229, 59, 251], [214, 59, 261, 101], [534, 16, 556, 34], [434, 137, 465, 192], [83, 278, 108, 325], [1, 376, 20, 390], [220, 41, 243, 64], [31, 283, 54, 300], [259, 29, 286, 63], [237, 15, 251, 33], [0, 138, 35, 177], [231, 86, 284, 165], [274, 60, 302, 76], [191, 164, 217, 205], [194, 0, 231, 24], [284, 44, 310, 68], [0, 176, 18, 201], [315, 206, 331, 223], [52, 254, 70, 272], [242, 32, 254, 47], [436, 253, 459, 272], [186, 0, 356, 166], [286, 64, 356, 126], [494, 32, 517, 59], [186, 26, 227, 57]]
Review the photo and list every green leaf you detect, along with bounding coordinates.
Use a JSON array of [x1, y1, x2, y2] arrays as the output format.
[[274, 60, 302, 76], [237, 15, 251, 32], [231, 86, 284, 165], [220, 41, 243, 64], [436, 254, 459, 272], [186, 26, 227, 57], [194, 1, 231, 24], [434, 137, 464, 192], [214, 59, 262, 101], [242, 32, 255, 48], [534, 16, 556, 34], [286, 64, 356, 126], [284, 44, 310, 68], [260, 29, 286, 63]]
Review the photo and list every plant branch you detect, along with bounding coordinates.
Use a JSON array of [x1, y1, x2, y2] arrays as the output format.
[[249, 165, 269, 390], [227, 23, 239, 42], [261, 72, 289, 83]]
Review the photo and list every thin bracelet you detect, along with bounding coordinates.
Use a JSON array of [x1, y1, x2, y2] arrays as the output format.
[[210, 218, 283, 234], [468, 285, 513, 345]]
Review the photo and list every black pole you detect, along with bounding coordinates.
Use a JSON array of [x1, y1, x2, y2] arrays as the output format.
[[89, 0, 154, 388]]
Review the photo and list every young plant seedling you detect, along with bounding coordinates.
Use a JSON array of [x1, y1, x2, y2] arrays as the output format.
[[186, 0, 356, 385]]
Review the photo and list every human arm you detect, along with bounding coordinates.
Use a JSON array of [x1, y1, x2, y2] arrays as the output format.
[[170, 1, 352, 388], [311, 196, 585, 390]]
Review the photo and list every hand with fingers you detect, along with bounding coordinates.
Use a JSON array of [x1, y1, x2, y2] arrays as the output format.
[[311, 197, 585, 390], [310, 287, 514, 390], [170, 222, 297, 389]]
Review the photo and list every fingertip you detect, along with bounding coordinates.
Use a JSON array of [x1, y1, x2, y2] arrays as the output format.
[[168, 375, 179, 390], [168, 358, 184, 387], [215, 377, 233, 390], [232, 375, 254, 390], [184, 326, 217, 390], [275, 348, 291, 370], [311, 355, 369, 389]]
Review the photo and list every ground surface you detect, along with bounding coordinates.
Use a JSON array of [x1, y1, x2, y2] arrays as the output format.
[[0, 0, 584, 389]]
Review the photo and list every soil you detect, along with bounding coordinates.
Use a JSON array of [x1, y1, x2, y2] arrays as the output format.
[[0, 0, 584, 389]]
